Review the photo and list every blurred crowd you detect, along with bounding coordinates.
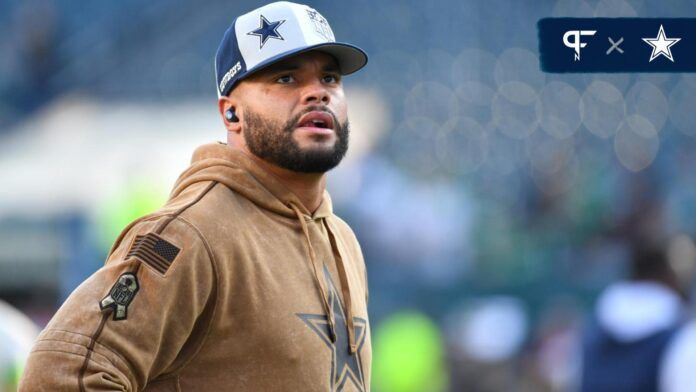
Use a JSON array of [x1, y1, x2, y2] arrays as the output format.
[[2, 0, 696, 391]]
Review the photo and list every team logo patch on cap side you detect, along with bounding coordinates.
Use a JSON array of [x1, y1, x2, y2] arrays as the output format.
[[127, 233, 181, 275], [247, 15, 286, 49], [100, 272, 139, 321]]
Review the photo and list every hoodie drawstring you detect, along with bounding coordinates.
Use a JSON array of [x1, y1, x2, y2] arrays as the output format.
[[289, 203, 337, 343], [325, 220, 357, 354]]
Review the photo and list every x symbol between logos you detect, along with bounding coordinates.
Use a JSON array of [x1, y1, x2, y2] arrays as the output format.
[[607, 37, 624, 54]]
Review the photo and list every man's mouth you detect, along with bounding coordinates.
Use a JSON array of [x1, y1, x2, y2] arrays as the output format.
[[297, 111, 335, 131]]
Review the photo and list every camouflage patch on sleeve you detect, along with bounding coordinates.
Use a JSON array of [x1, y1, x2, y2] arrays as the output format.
[[100, 272, 139, 320]]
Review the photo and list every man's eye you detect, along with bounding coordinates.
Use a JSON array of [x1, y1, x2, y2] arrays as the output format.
[[276, 75, 295, 84], [323, 75, 340, 84]]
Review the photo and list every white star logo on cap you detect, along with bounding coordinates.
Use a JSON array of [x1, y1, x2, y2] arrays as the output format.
[[642, 24, 681, 63]]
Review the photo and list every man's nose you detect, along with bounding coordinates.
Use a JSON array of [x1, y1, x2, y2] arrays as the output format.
[[301, 80, 330, 105]]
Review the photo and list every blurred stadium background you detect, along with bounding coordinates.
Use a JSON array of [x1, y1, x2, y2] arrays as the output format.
[[2, 0, 696, 390]]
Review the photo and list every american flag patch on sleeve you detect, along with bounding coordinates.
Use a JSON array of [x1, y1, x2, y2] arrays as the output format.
[[127, 233, 181, 275]]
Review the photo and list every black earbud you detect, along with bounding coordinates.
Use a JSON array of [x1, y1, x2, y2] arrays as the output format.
[[225, 108, 239, 123]]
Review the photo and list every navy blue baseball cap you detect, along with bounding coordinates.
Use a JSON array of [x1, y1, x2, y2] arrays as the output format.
[[215, 1, 368, 98]]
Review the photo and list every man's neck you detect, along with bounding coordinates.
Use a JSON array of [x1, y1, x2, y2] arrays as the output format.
[[243, 149, 327, 214]]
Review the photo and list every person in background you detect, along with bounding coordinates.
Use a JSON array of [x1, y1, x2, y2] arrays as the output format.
[[580, 235, 696, 392]]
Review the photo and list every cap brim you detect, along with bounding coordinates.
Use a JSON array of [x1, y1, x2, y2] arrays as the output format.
[[309, 42, 368, 75], [246, 42, 368, 78]]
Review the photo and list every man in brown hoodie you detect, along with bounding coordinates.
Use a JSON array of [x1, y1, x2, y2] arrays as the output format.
[[20, 2, 371, 391]]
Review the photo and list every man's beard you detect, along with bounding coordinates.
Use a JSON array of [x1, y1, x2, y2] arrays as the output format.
[[243, 107, 349, 173]]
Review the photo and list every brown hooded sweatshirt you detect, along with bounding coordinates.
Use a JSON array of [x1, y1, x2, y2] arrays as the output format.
[[20, 142, 371, 391]]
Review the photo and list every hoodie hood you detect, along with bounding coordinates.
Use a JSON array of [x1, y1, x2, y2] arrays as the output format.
[[170, 141, 333, 219], [169, 141, 358, 354]]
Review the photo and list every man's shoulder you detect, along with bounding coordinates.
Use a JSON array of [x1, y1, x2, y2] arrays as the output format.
[[147, 179, 259, 249], [110, 209, 209, 264], [163, 180, 253, 223], [107, 181, 224, 260], [161, 180, 223, 219]]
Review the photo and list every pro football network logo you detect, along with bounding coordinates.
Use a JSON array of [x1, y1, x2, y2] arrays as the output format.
[[563, 30, 597, 61], [539, 18, 695, 72]]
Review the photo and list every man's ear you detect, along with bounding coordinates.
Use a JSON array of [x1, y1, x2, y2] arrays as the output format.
[[218, 96, 242, 134]]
